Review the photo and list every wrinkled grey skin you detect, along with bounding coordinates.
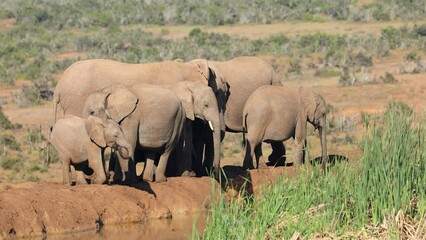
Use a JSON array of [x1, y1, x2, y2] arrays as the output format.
[[242, 86, 327, 170], [189, 56, 283, 173], [50, 115, 131, 185], [83, 85, 186, 183]]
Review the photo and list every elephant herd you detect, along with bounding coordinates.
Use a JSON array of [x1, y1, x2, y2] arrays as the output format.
[[49, 56, 327, 185]]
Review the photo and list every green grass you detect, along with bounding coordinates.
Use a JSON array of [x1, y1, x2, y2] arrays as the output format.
[[195, 101, 426, 239]]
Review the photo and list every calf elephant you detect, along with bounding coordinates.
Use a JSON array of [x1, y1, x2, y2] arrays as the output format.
[[50, 115, 131, 185], [189, 56, 284, 171], [83, 84, 186, 183], [242, 86, 327, 170]]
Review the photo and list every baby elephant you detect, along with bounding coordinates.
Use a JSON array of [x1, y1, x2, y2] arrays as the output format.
[[242, 86, 327, 170], [50, 115, 132, 185]]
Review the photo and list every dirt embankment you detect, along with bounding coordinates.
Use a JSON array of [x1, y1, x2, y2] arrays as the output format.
[[0, 166, 296, 239], [0, 177, 214, 239]]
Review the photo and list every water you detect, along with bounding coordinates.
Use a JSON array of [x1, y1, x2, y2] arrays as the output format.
[[47, 213, 206, 240]]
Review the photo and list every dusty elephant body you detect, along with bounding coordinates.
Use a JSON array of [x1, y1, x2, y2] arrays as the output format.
[[50, 115, 131, 185], [242, 86, 327, 170], [52, 59, 227, 129], [191, 56, 281, 132], [189, 56, 284, 171], [83, 85, 187, 183]]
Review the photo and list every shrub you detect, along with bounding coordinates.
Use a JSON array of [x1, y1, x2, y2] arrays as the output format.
[[338, 67, 357, 86], [0, 107, 22, 130], [314, 68, 340, 78], [26, 175, 40, 182], [414, 24, 426, 37], [0, 157, 23, 171], [286, 58, 302, 78], [350, 52, 373, 67], [404, 51, 420, 62], [380, 72, 398, 84], [27, 162, 48, 173], [0, 134, 21, 151]]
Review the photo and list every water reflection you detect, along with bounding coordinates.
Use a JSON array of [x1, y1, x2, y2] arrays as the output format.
[[48, 213, 206, 240]]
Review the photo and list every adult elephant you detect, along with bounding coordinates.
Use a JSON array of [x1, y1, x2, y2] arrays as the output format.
[[52, 59, 227, 131], [242, 86, 327, 171], [82, 82, 221, 182], [189, 56, 284, 171], [83, 84, 185, 183]]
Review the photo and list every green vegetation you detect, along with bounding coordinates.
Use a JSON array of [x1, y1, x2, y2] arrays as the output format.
[[0, 134, 21, 151], [0, 107, 22, 130], [196, 102, 426, 238], [315, 68, 341, 78], [0, 157, 23, 171], [0, 1, 424, 89]]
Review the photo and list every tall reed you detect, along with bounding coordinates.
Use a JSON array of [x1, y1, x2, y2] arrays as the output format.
[[196, 102, 426, 239]]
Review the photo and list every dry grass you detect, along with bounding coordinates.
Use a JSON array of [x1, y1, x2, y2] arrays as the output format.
[[143, 20, 426, 40]]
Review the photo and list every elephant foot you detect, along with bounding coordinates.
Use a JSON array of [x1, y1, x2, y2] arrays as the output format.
[[242, 164, 255, 170], [143, 175, 154, 182], [181, 170, 196, 177], [155, 173, 167, 183], [63, 182, 72, 186], [268, 155, 286, 167], [142, 168, 154, 182]]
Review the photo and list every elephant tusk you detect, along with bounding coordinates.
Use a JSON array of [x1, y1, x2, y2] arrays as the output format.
[[208, 121, 214, 131]]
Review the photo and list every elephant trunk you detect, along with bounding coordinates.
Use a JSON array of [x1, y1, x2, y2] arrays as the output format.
[[219, 110, 226, 133], [116, 139, 133, 160], [212, 120, 221, 179], [319, 117, 327, 171]]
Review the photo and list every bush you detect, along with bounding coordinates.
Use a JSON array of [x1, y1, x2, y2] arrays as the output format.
[[380, 72, 398, 84], [338, 67, 357, 86], [0, 157, 23, 171], [314, 68, 340, 78], [414, 24, 426, 37], [0, 107, 22, 130], [0, 134, 21, 151]]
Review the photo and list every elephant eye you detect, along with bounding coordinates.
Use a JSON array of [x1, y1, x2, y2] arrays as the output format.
[[204, 102, 209, 107], [89, 110, 95, 115]]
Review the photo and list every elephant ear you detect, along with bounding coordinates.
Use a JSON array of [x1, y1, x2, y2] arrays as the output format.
[[174, 84, 195, 121], [85, 116, 106, 147], [189, 59, 210, 81], [105, 86, 138, 123], [299, 87, 319, 122]]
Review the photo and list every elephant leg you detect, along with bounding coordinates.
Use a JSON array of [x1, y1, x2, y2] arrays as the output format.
[[142, 151, 156, 182], [155, 146, 173, 183], [107, 150, 117, 183], [243, 140, 256, 170], [293, 138, 305, 165], [88, 148, 106, 184], [268, 142, 286, 166], [254, 143, 263, 169], [75, 170, 88, 185], [62, 159, 71, 185]]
